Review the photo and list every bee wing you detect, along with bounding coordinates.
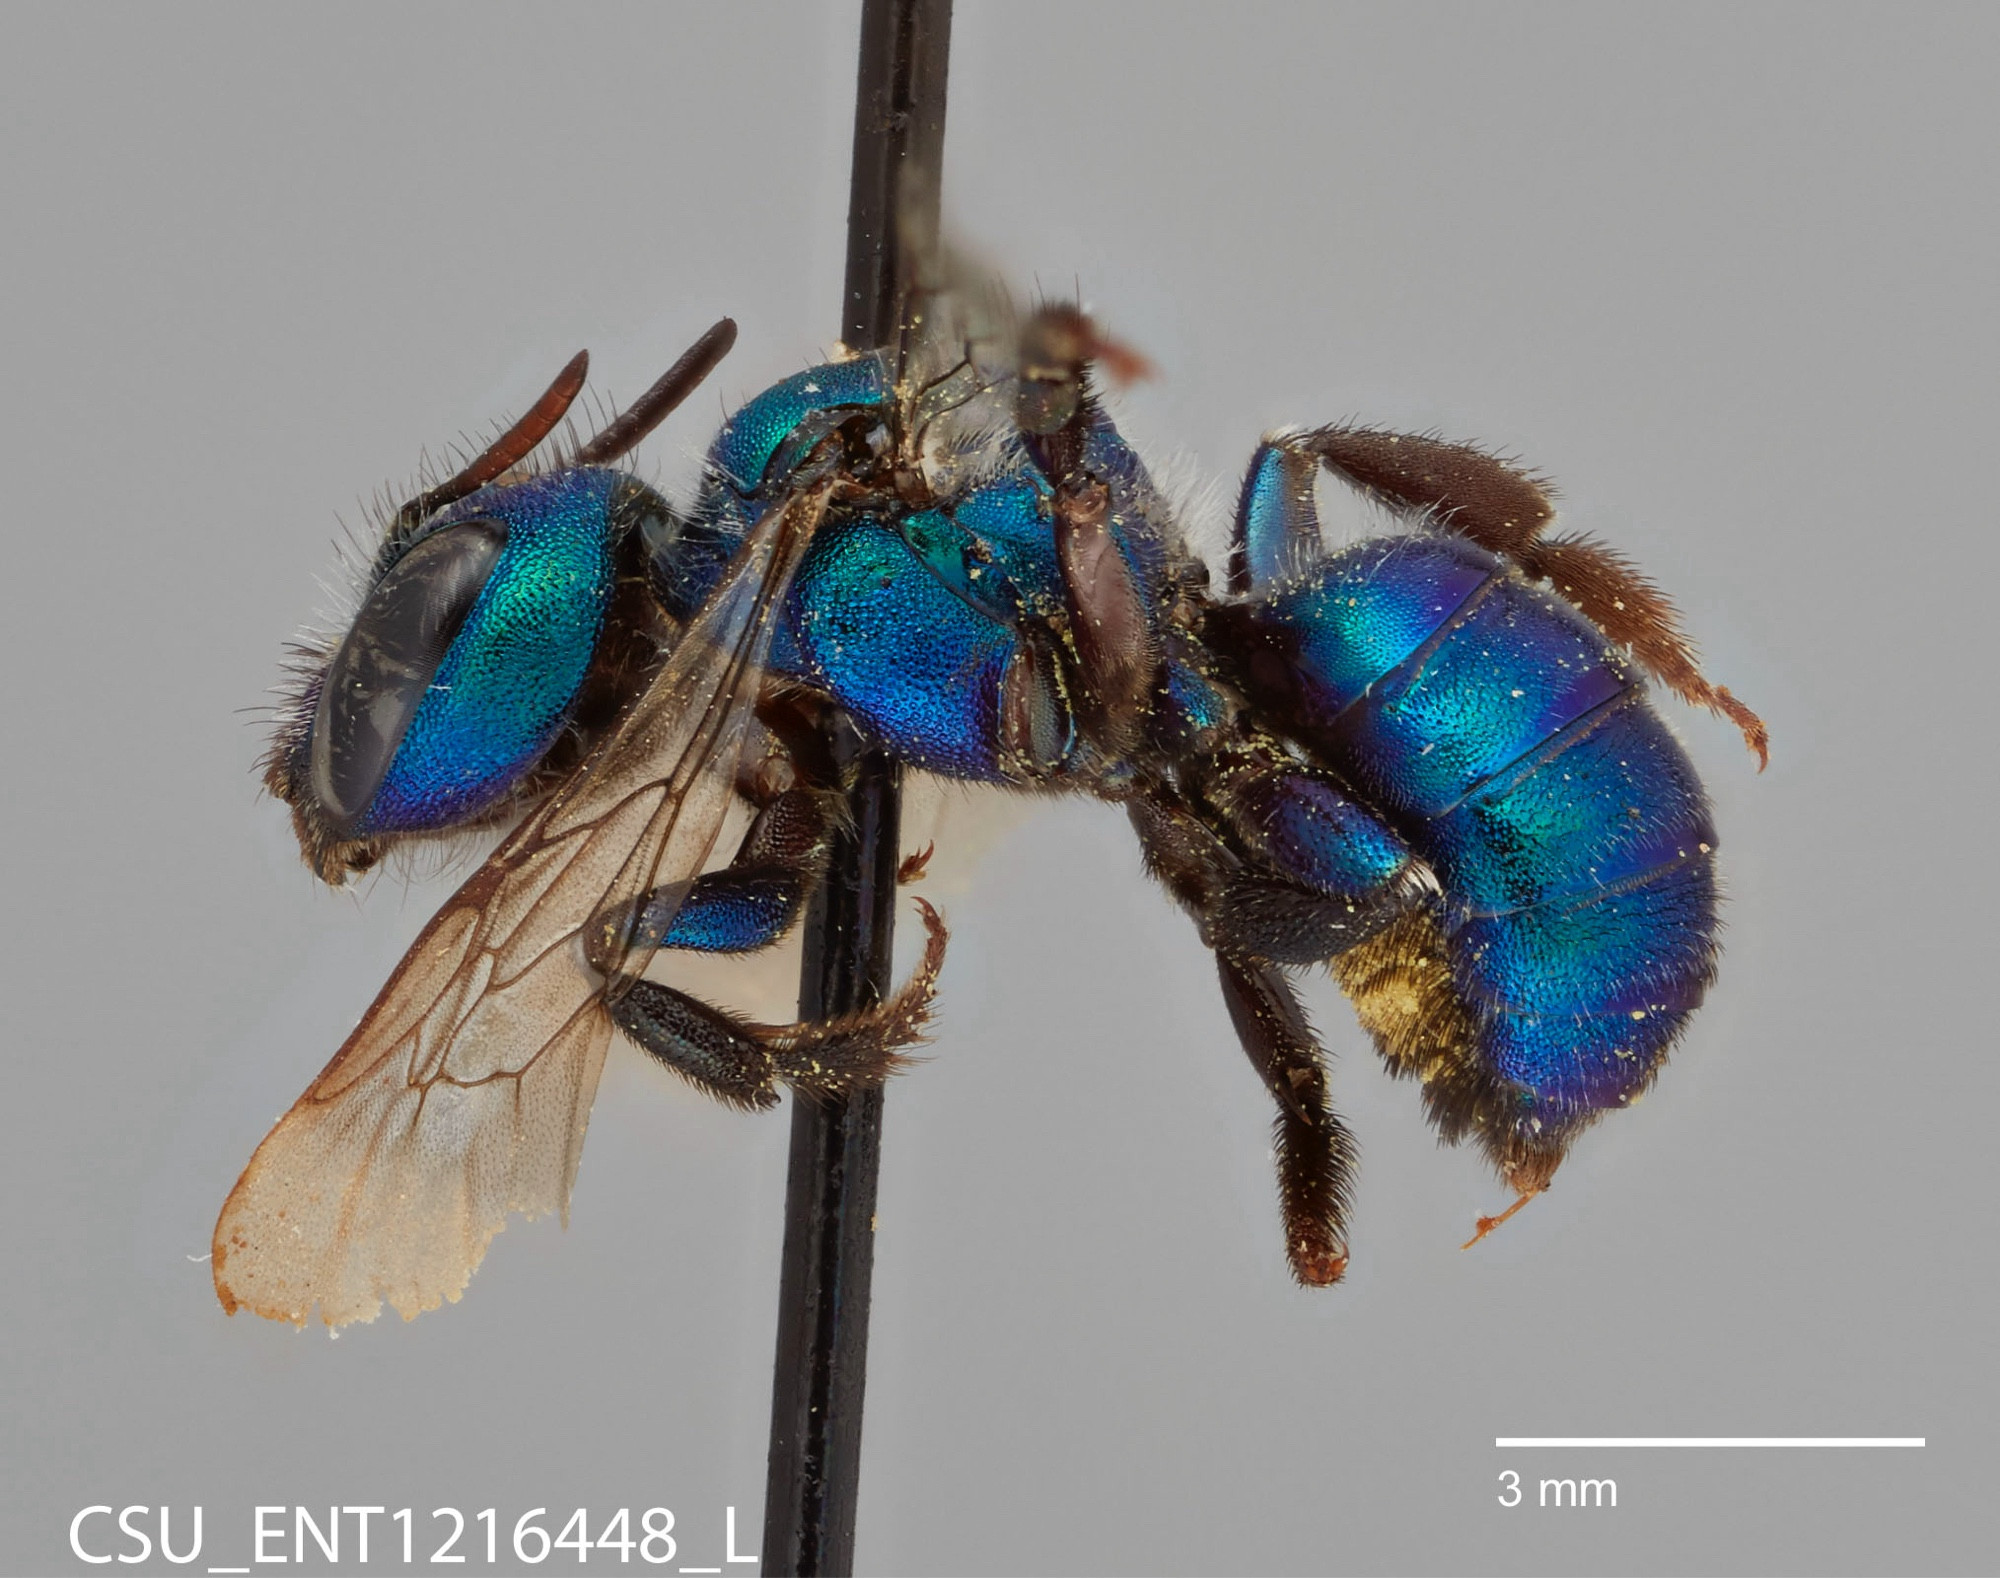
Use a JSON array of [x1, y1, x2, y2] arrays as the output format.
[[214, 478, 836, 1328]]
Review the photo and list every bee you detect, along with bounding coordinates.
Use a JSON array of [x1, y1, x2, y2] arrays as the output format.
[[217, 302, 1764, 1326]]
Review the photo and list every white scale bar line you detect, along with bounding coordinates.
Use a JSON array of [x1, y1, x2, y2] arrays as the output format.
[[1495, 1437, 1923, 1448]]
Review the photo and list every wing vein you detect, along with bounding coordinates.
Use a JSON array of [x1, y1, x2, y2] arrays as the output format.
[[215, 478, 837, 1326]]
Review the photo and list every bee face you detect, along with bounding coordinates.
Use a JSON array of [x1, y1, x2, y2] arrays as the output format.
[[272, 467, 625, 881]]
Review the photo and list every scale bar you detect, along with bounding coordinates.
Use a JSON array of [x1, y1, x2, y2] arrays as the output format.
[[1496, 1437, 1923, 1449]]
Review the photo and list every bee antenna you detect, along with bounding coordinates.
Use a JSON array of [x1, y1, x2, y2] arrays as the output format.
[[390, 350, 591, 531], [573, 317, 739, 466]]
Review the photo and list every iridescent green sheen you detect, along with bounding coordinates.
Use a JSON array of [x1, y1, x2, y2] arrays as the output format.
[[708, 355, 888, 493], [362, 468, 618, 832], [1232, 531, 1719, 1119]]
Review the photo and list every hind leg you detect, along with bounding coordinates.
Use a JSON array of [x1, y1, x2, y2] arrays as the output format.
[[1130, 780, 1419, 1285], [1236, 426, 1767, 766], [1214, 952, 1357, 1285]]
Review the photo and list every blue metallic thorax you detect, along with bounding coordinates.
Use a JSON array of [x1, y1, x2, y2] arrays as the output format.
[[1239, 533, 1717, 1118], [663, 356, 1174, 780], [788, 514, 1016, 776], [647, 357, 895, 626], [360, 468, 620, 833], [712, 356, 890, 494]]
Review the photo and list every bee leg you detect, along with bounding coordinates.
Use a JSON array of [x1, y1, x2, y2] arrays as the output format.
[[609, 786, 949, 1105], [600, 785, 833, 1105], [1016, 305, 1160, 758], [626, 786, 841, 958], [1228, 440, 1324, 595], [1128, 791, 1360, 1285], [607, 985, 789, 1110], [608, 899, 948, 1106], [1286, 426, 1558, 557], [1215, 953, 1356, 1286], [1189, 742, 1423, 963], [1276, 427, 1768, 766], [1204, 872, 1409, 966], [1497, 533, 1768, 767]]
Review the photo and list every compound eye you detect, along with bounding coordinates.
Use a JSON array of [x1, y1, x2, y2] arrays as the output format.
[[309, 520, 507, 833]]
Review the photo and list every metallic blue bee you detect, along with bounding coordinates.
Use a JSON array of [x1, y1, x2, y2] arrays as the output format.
[[215, 308, 1764, 1325]]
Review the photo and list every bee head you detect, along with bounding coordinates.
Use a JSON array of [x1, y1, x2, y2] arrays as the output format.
[[269, 468, 627, 882]]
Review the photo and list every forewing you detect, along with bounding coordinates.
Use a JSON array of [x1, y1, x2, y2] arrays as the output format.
[[214, 480, 835, 1327]]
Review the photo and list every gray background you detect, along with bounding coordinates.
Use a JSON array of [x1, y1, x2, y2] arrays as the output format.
[[3, 3, 1993, 1573]]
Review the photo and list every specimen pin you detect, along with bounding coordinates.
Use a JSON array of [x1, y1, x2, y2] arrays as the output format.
[[760, 3, 952, 1575]]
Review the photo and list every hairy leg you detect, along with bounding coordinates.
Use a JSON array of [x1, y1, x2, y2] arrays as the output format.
[[1250, 426, 1767, 765]]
